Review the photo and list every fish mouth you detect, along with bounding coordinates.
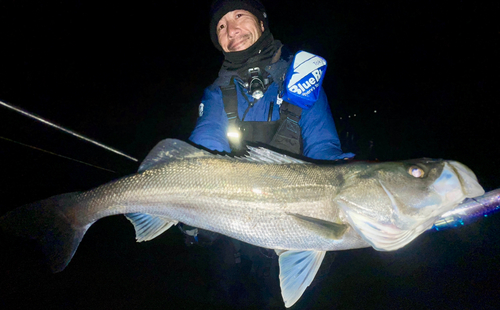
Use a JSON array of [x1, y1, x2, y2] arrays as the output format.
[[432, 161, 484, 203], [447, 161, 484, 198], [408, 161, 484, 217]]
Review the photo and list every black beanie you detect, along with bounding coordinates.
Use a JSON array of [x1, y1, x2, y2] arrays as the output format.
[[209, 0, 269, 51]]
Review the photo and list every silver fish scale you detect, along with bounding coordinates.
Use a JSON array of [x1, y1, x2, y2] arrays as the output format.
[[73, 156, 369, 251]]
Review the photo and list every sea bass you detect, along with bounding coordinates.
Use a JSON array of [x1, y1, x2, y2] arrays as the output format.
[[0, 139, 484, 307]]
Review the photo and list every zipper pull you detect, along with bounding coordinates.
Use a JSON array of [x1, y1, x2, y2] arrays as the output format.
[[276, 94, 283, 107]]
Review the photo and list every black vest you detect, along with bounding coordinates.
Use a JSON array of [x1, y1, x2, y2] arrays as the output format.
[[221, 82, 303, 155]]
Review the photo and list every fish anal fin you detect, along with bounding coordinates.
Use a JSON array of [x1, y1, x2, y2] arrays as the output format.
[[287, 212, 348, 240], [125, 213, 178, 242], [277, 250, 326, 308]]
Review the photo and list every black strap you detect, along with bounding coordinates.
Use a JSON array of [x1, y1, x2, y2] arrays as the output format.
[[267, 100, 303, 155], [279, 101, 302, 123], [220, 81, 238, 123]]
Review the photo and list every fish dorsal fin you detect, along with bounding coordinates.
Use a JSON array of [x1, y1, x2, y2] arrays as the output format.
[[242, 146, 310, 164], [124, 213, 178, 242], [286, 213, 348, 240], [139, 139, 213, 172], [140, 139, 308, 171], [278, 250, 326, 308]]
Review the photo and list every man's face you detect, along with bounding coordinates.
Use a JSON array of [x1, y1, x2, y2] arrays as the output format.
[[216, 10, 265, 53]]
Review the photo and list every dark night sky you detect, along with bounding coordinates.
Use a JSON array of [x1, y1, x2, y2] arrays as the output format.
[[1, 1, 499, 309]]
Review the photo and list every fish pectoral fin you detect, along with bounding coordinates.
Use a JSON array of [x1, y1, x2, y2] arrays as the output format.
[[277, 250, 326, 308], [286, 212, 348, 240], [341, 208, 420, 251], [125, 213, 178, 242]]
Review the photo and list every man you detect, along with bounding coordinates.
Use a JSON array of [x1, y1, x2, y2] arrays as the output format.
[[189, 0, 354, 160], [182, 0, 351, 305]]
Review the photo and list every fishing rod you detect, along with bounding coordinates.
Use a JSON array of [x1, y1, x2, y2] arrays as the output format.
[[0, 99, 138, 162]]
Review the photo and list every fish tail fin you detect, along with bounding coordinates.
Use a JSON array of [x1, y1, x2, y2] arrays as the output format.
[[0, 192, 91, 273]]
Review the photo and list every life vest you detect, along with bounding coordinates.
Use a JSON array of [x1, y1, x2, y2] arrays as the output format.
[[221, 80, 303, 156]]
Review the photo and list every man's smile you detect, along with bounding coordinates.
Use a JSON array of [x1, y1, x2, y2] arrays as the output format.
[[228, 35, 250, 51]]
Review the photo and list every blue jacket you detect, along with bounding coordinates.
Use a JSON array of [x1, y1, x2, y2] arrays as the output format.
[[189, 50, 354, 161]]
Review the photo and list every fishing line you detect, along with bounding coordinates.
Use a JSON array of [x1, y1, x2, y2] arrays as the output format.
[[0, 99, 138, 162], [0, 136, 116, 173]]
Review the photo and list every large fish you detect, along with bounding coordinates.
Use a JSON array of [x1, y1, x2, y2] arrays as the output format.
[[0, 139, 484, 307]]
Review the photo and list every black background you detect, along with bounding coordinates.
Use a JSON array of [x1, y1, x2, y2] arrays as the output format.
[[1, 1, 499, 309]]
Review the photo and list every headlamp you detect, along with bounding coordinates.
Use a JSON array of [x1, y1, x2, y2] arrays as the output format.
[[244, 67, 269, 100]]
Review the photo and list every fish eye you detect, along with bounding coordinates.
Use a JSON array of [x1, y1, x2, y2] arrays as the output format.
[[408, 166, 425, 178]]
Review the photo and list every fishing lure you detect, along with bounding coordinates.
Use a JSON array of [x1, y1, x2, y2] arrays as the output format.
[[432, 188, 500, 231]]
